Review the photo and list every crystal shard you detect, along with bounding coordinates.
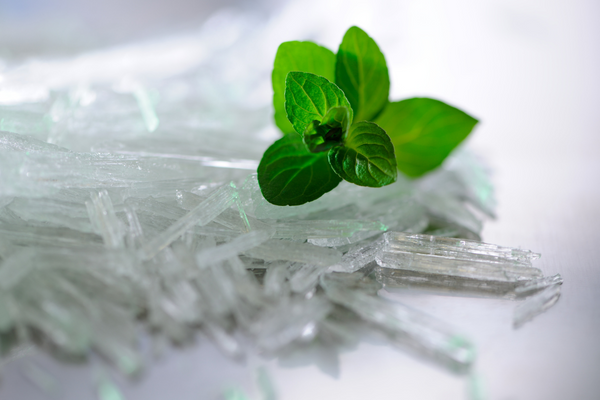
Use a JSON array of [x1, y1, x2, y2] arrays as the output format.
[[288, 264, 329, 294], [263, 262, 291, 298], [514, 274, 563, 298], [86, 190, 125, 249], [249, 296, 332, 353], [8, 197, 92, 233], [245, 240, 342, 267], [195, 230, 272, 267], [321, 273, 474, 373], [271, 219, 386, 241], [375, 268, 529, 298], [132, 85, 159, 132], [513, 283, 562, 328], [328, 237, 384, 273], [376, 232, 542, 283], [139, 183, 238, 259]]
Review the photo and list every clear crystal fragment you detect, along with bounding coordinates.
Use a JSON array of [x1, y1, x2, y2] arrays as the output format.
[[86, 190, 126, 249], [419, 192, 483, 238], [245, 240, 342, 267], [417, 149, 496, 218], [249, 296, 332, 353], [514, 274, 563, 298], [195, 230, 272, 268], [0, 247, 144, 373], [132, 86, 160, 132], [0, 223, 104, 252], [139, 183, 237, 259], [123, 205, 144, 249], [0, 132, 248, 197], [376, 232, 542, 284], [288, 264, 329, 294], [328, 237, 384, 273], [513, 283, 562, 329], [321, 273, 475, 373], [124, 196, 187, 221], [0, 108, 51, 138], [203, 322, 244, 359], [263, 262, 291, 298], [271, 219, 386, 241], [8, 197, 93, 233]]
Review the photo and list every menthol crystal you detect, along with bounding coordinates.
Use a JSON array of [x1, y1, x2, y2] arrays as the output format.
[[321, 273, 475, 373], [513, 283, 562, 328], [376, 232, 542, 283]]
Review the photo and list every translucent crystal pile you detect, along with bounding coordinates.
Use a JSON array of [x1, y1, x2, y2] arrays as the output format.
[[0, 10, 561, 379]]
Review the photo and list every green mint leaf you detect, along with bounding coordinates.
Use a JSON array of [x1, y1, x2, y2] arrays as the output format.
[[328, 121, 397, 187], [335, 26, 390, 123], [272, 41, 336, 134], [258, 132, 342, 206], [285, 72, 353, 136], [302, 106, 351, 153], [374, 98, 478, 177]]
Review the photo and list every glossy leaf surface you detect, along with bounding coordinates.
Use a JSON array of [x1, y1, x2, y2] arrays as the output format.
[[374, 98, 478, 177], [335, 26, 390, 122], [258, 133, 342, 206], [285, 72, 353, 136], [328, 121, 397, 187]]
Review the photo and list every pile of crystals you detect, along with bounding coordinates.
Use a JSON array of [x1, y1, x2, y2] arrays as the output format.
[[0, 128, 563, 376], [0, 9, 562, 378]]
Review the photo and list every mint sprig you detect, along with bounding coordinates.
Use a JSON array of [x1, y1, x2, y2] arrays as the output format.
[[260, 26, 478, 206], [328, 121, 397, 187]]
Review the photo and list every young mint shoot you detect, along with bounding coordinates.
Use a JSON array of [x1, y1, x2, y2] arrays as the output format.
[[303, 106, 350, 153], [259, 26, 478, 206], [328, 121, 397, 187], [284, 72, 353, 137]]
